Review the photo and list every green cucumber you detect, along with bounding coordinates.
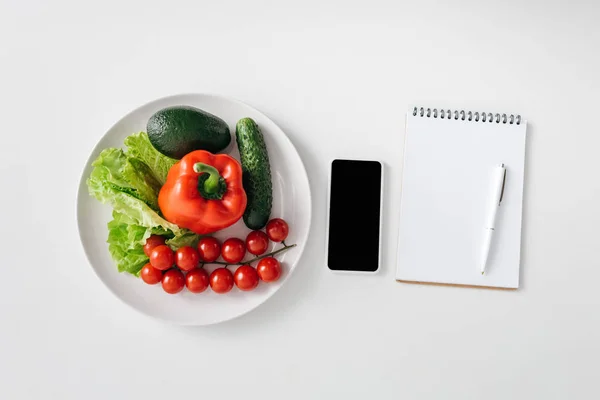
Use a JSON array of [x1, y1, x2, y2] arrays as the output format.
[[235, 118, 272, 229]]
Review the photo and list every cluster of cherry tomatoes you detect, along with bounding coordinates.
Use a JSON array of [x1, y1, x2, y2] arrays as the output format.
[[139, 218, 290, 295]]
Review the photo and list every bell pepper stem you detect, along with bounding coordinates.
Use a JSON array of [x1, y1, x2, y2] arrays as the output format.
[[193, 162, 221, 194]]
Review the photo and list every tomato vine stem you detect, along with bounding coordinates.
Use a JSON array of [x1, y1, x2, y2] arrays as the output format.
[[206, 243, 297, 266]]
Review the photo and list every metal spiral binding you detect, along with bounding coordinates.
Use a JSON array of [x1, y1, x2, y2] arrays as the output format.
[[412, 107, 521, 125]]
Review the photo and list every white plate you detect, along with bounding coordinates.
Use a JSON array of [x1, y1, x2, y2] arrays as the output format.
[[77, 94, 312, 325]]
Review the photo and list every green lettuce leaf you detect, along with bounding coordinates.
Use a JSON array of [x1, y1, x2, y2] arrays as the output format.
[[107, 212, 149, 276], [124, 132, 177, 184], [166, 232, 202, 249], [108, 211, 151, 248], [88, 172, 184, 234], [89, 148, 161, 210]]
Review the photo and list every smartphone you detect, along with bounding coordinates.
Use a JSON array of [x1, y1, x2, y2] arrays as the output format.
[[326, 159, 383, 273]]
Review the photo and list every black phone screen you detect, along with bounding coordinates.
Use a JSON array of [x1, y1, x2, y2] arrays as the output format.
[[327, 159, 382, 272]]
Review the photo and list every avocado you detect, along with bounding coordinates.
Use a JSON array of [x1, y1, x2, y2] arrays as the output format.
[[235, 118, 273, 229], [147, 106, 231, 159]]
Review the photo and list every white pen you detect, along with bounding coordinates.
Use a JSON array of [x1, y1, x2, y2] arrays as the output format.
[[481, 164, 507, 275]]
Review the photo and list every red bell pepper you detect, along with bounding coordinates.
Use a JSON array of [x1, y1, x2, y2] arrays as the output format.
[[158, 150, 247, 234]]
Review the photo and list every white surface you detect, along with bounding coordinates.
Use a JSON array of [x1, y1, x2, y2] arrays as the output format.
[[77, 94, 311, 325], [396, 112, 526, 288], [1, 0, 599, 399]]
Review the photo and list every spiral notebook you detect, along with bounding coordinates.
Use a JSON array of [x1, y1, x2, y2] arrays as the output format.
[[396, 107, 527, 289]]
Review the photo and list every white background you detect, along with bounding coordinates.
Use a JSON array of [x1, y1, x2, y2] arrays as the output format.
[[1, 0, 599, 398]]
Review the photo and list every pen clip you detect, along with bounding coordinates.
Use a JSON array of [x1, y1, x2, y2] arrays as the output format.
[[498, 167, 507, 205]]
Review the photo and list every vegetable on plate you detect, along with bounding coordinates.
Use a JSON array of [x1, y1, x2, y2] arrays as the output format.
[[221, 238, 246, 263], [234, 265, 259, 291], [210, 268, 234, 294], [266, 218, 289, 243], [235, 117, 273, 230], [197, 237, 221, 262], [140, 263, 163, 285], [175, 246, 200, 271], [150, 245, 175, 270], [257, 257, 282, 282], [158, 150, 247, 234], [162, 269, 185, 294], [185, 268, 210, 293], [147, 106, 231, 159], [245, 230, 269, 255], [143, 235, 166, 256]]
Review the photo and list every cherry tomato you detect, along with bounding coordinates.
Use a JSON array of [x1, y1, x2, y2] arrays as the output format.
[[266, 218, 289, 242], [257, 257, 282, 282], [221, 238, 246, 264], [185, 268, 210, 293], [197, 237, 221, 262], [143, 235, 166, 257], [245, 230, 269, 256], [150, 245, 175, 270], [140, 263, 163, 285], [161, 269, 185, 294], [234, 265, 259, 291], [175, 246, 200, 271], [209, 268, 234, 294]]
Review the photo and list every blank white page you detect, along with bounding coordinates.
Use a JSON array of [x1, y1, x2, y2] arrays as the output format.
[[396, 110, 527, 288]]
